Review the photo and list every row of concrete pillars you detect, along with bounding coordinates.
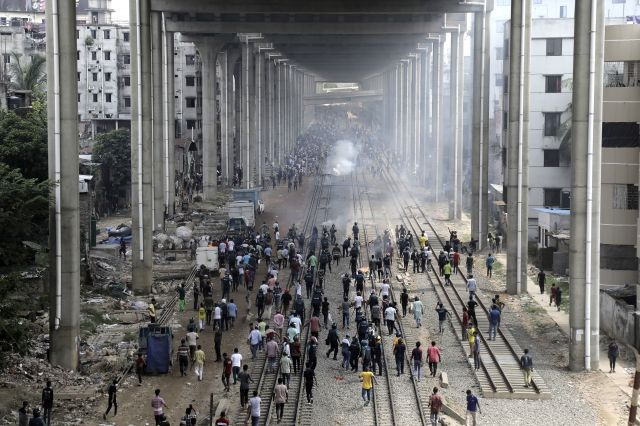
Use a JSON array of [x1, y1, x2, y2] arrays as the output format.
[[44, 0, 313, 370]]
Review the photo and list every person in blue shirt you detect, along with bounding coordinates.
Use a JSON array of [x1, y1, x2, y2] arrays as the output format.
[[488, 305, 501, 340], [466, 389, 482, 425], [485, 254, 495, 278]]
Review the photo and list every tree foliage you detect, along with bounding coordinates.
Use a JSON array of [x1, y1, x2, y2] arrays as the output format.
[[0, 108, 48, 181], [9, 52, 47, 94], [0, 163, 50, 265], [92, 129, 131, 207]]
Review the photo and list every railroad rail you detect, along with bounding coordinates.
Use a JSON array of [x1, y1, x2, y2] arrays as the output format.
[[352, 167, 428, 426], [380, 168, 551, 400]]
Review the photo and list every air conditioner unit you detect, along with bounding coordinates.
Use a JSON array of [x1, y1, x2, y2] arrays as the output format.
[[88, 107, 95, 112], [88, 85, 95, 91], [105, 113, 112, 118]]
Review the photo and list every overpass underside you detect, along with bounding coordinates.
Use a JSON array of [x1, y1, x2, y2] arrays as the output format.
[[46, 0, 604, 373]]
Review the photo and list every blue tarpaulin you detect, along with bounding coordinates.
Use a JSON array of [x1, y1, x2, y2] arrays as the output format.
[[146, 334, 172, 374]]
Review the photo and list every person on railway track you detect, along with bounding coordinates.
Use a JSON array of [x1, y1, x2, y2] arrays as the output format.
[[467, 299, 478, 326], [273, 378, 288, 423], [359, 366, 376, 406], [342, 274, 351, 299], [231, 348, 243, 384], [472, 337, 481, 371], [412, 248, 420, 273], [384, 302, 398, 335], [467, 324, 477, 358], [341, 297, 351, 329], [248, 325, 261, 361], [427, 341, 442, 377], [371, 335, 383, 376], [193, 344, 205, 381], [349, 336, 361, 371], [383, 252, 392, 278], [428, 387, 443, 426], [488, 305, 501, 341], [466, 254, 474, 276], [102, 378, 118, 420], [466, 275, 478, 301], [308, 336, 319, 370], [443, 261, 453, 286], [151, 389, 169, 426], [266, 336, 279, 373], [352, 222, 360, 240], [350, 256, 358, 279], [326, 323, 340, 360], [341, 334, 352, 369], [435, 302, 451, 334], [412, 296, 424, 327], [222, 353, 232, 391], [177, 340, 190, 376], [332, 243, 342, 266], [410, 341, 424, 381], [399, 288, 409, 317], [321, 297, 330, 328], [520, 348, 534, 388], [608, 340, 620, 373], [402, 247, 411, 271], [393, 335, 406, 375], [214, 411, 230, 426], [247, 390, 261, 426], [304, 362, 318, 404]]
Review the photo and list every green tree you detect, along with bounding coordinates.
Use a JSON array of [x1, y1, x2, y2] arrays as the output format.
[[0, 109, 48, 181], [0, 163, 50, 266], [9, 52, 46, 94], [92, 129, 131, 210]]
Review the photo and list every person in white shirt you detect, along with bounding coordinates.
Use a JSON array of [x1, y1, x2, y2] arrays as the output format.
[[213, 305, 222, 329], [354, 292, 364, 311], [186, 330, 199, 361], [228, 239, 235, 252], [219, 241, 226, 255], [379, 281, 390, 298], [230, 348, 243, 384], [290, 314, 302, 334], [248, 391, 261, 425], [384, 305, 398, 335], [466, 275, 477, 301]]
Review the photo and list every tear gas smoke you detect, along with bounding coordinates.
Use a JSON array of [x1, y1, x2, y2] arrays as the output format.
[[326, 140, 361, 176]]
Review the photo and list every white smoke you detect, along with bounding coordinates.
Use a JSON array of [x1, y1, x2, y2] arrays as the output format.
[[326, 139, 361, 176]]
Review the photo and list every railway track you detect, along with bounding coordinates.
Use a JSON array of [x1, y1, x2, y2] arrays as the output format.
[[239, 173, 332, 426], [351, 168, 428, 426], [380, 168, 551, 400]]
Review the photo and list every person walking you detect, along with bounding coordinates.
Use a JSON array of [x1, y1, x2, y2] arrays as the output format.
[[467, 324, 477, 358], [18, 401, 30, 426], [214, 411, 230, 426], [177, 283, 186, 312], [41, 380, 53, 426], [410, 341, 423, 381], [435, 303, 451, 334], [28, 409, 45, 426], [393, 337, 406, 375], [466, 274, 477, 301], [247, 391, 261, 426], [520, 348, 534, 388], [485, 254, 495, 278], [151, 389, 169, 426], [273, 378, 288, 424], [472, 338, 481, 370], [214, 326, 223, 362], [400, 288, 409, 317], [384, 303, 398, 335], [428, 387, 443, 426], [280, 353, 292, 388], [555, 286, 563, 311], [488, 305, 501, 341], [443, 261, 452, 286], [291, 336, 302, 374], [359, 367, 376, 406], [248, 326, 261, 361], [135, 352, 146, 385], [303, 362, 317, 404], [194, 344, 205, 381], [465, 390, 482, 426], [341, 334, 351, 370], [238, 365, 253, 408], [231, 348, 243, 384], [325, 324, 340, 360], [549, 283, 557, 306], [222, 353, 232, 392], [466, 254, 474, 276], [413, 296, 424, 327], [427, 341, 442, 377], [537, 269, 546, 294], [103, 379, 118, 420], [608, 340, 620, 373]]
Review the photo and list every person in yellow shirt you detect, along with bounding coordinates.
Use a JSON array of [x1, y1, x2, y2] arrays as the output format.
[[467, 325, 477, 358], [418, 231, 428, 249], [148, 298, 156, 323], [198, 303, 206, 331], [194, 344, 205, 381], [359, 367, 377, 406]]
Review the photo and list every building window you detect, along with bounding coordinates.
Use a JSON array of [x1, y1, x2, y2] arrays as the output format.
[[104, 51, 111, 61], [495, 74, 503, 87], [545, 75, 562, 93], [186, 119, 197, 129], [77, 72, 81, 81], [92, 72, 98, 82], [106, 93, 112, 102], [560, 6, 567, 18], [124, 96, 131, 107], [104, 72, 111, 81], [495, 47, 503, 60], [77, 50, 80, 60], [104, 29, 110, 39], [92, 93, 98, 102], [546, 38, 562, 56], [186, 97, 196, 108], [543, 188, 562, 208], [503, 111, 508, 130], [496, 20, 506, 33], [77, 93, 81, 102], [543, 149, 560, 167], [185, 55, 196, 66], [186, 76, 195, 86], [123, 54, 130, 65], [613, 184, 639, 210], [544, 112, 561, 136], [124, 76, 131, 86], [123, 32, 129, 42], [504, 39, 509, 59], [503, 75, 508, 94], [90, 29, 97, 38], [91, 51, 97, 61]]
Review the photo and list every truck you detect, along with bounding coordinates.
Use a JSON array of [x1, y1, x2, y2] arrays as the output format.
[[196, 246, 219, 271], [226, 200, 255, 240]]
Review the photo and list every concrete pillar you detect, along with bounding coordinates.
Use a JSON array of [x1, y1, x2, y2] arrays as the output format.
[[276, 62, 282, 164], [266, 57, 274, 165], [569, 0, 604, 371], [433, 39, 443, 202], [456, 30, 464, 221], [220, 50, 229, 184], [482, 7, 492, 242], [151, 12, 164, 230], [130, 0, 153, 294], [223, 48, 240, 185], [394, 64, 400, 155], [420, 48, 430, 186], [411, 55, 419, 173], [449, 29, 461, 220], [200, 40, 225, 199], [400, 61, 407, 161], [404, 60, 411, 163], [506, 0, 531, 294], [471, 11, 486, 248], [255, 49, 264, 187], [240, 38, 252, 189], [46, 0, 80, 370], [165, 30, 175, 214]]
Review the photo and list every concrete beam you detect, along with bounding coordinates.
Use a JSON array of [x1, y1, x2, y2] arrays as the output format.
[[165, 20, 443, 35], [152, 0, 484, 14]]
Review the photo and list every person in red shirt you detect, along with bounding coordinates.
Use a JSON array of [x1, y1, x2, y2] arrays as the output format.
[[428, 387, 444, 425], [452, 251, 461, 275], [214, 411, 230, 426], [221, 353, 232, 392], [427, 341, 442, 377], [462, 307, 470, 340], [410, 341, 423, 381]]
